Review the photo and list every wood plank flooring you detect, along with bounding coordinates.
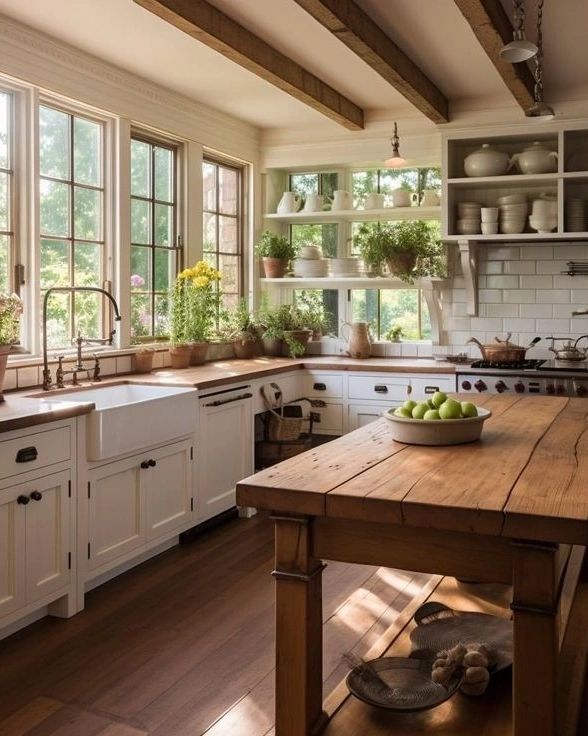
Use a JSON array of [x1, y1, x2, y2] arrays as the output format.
[[0, 514, 431, 736]]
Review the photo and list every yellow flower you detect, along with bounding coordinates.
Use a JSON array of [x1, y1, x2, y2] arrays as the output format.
[[193, 276, 209, 288]]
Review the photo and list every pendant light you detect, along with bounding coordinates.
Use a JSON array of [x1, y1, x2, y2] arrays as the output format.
[[384, 122, 407, 168], [526, 0, 554, 119], [500, 0, 537, 63]]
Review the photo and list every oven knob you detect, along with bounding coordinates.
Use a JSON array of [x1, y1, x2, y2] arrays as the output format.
[[576, 384, 587, 397], [461, 380, 472, 390], [495, 380, 508, 393], [556, 384, 566, 395], [514, 381, 525, 393], [545, 383, 555, 395], [474, 379, 487, 392]]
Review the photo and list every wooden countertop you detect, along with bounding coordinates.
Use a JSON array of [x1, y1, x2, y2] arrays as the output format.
[[0, 356, 455, 432], [237, 394, 588, 547]]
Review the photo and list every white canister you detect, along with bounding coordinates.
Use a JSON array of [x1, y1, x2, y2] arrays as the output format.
[[364, 192, 385, 210], [391, 188, 412, 208]]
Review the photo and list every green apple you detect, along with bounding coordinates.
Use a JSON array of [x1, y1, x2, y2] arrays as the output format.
[[431, 391, 448, 409], [427, 399, 436, 409], [412, 402, 430, 419], [394, 407, 413, 418], [438, 398, 462, 420], [460, 401, 478, 418], [403, 399, 417, 413], [424, 409, 441, 420]]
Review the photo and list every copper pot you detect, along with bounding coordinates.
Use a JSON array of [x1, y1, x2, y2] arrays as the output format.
[[468, 334, 540, 363]]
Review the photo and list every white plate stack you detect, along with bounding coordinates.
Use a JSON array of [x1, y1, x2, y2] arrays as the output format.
[[456, 202, 481, 235], [566, 199, 586, 232], [529, 196, 558, 234], [328, 257, 363, 277], [497, 194, 528, 234], [292, 256, 328, 277]]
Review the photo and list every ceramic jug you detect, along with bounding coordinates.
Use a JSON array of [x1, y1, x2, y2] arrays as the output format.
[[464, 143, 510, 177], [511, 142, 558, 175], [331, 190, 352, 211], [277, 191, 302, 214], [364, 192, 385, 210], [341, 321, 371, 359], [303, 194, 324, 212], [391, 188, 412, 207], [421, 189, 440, 206]]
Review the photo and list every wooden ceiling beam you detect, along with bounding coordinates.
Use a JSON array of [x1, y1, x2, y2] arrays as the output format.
[[293, 0, 449, 124], [132, 0, 364, 131], [453, 0, 535, 110]]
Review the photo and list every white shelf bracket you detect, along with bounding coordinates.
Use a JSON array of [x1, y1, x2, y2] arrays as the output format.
[[458, 240, 479, 316], [421, 282, 444, 345]]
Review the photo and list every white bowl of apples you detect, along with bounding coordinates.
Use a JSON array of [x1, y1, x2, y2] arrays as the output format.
[[383, 392, 491, 446]]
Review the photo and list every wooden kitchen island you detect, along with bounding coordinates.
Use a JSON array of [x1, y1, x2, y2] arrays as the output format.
[[237, 394, 588, 736]]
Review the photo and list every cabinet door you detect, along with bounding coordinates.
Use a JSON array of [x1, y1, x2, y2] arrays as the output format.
[[348, 403, 397, 432], [0, 486, 26, 618], [25, 470, 71, 604], [198, 400, 253, 521], [87, 457, 143, 571], [144, 440, 193, 541]]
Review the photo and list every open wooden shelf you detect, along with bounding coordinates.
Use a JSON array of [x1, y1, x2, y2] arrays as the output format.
[[264, 206, 441, 223], [260, 276, 446, 289], [446, 231, 588, 242], [447, 172, 559, 188]]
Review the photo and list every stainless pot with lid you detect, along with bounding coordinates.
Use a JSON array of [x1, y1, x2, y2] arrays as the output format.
[[547, 335, 588, 361]]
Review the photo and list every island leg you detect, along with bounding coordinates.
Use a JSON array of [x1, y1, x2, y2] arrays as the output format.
[[272, 514, 326, 736], [512, 541, 559, 736]]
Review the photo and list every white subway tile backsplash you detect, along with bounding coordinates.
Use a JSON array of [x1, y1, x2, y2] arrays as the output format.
[[503, 290, 536, 303], [98, 357, 117, 377], [486, 246, 521, 261], [486, 275, 520, 289], [520, 245, 554, 260], [486, 303, 519, 318], [520, 275, 553, 289], [479, 260, 503, 275], [537, 260, 567, 274], [504, 261, 536, 275], [386, 343, 402, 357], [572, 290, 588, 303], [470, 318, 503, 332], [3, 368, 17, 391], [503, 318, 536, 332], [370, 342, 386, 357], [536, 290, 570, 304], [569, 318, 588, 332], [400, 343, 418, 357], [116, 356, 132, 374], [535, 319, 571, 333], [478, 289, 503, 303], [553, 304, 574, 318], [451, 302, 468, 317], [521, 303, 552, 318], [445, 317, 471, 331], [553, 275, 588, 289], [554, 244, 588, 259], [17, 366, 39, 388]]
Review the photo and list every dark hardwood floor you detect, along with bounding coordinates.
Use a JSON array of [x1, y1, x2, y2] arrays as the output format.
[[0, 514, 431, 736]]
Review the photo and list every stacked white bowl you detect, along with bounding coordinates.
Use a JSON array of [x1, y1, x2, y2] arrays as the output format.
[[480, 207, 499, 235], [529, 196, 557, 234], [329, 257, 363, 277], [456, 202, 481, 235], [566, 198, 586, 232], [293, 245, 328, 277], [498, 193, 528, 234]]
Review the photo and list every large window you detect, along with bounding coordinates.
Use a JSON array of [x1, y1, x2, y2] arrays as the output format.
[[351, 289, 431, 341], [130, 136, 177, 341], [351, 166, 441, 208], [203, 158, 242, 312], [0, 91, 13, 294], [289, 171, 338, 202], [39, 104, 105, 349]]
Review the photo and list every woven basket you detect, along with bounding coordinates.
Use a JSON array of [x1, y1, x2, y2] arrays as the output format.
[[262, 383, 304, 441]]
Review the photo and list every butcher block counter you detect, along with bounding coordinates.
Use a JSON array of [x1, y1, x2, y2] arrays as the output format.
[[237, 394, 588, 736]]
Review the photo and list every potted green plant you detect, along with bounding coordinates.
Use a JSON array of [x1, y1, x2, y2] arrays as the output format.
[[257, 300, 285, 356], [295, 290, 330, 340], [0, 293, 22, 400], [354, 221, 445, 284], [226, 299, 262, 359], [385, 324, 404, 343], [255, 230, 298, 278], [279, 304, 313, 357]]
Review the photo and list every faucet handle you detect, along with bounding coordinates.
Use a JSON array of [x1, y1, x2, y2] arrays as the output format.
[[56, 356, 65, 388], [92, 354, 101, 382]]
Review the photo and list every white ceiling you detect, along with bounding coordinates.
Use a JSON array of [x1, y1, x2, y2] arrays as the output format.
[[0, 0, 584, 134]]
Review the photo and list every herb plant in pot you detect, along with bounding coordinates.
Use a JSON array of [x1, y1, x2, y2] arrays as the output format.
[[0, 293, 22, 400], [227, 299, 262, 359], [257, 301, 285, 356], [295, 290, 330, 340], [255, 230, 298, 278], [280, 304, 313, 358]]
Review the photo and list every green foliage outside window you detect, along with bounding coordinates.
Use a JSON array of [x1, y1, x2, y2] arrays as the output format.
[[290, 223, 338, 258], [351, 167, 441, 208], [352, 289, 431, 342]]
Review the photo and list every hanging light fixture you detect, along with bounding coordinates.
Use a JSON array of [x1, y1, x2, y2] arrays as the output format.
[[526, 0, 554, 119], [384, 122, 407, 168], [500, 0, 537, 63]]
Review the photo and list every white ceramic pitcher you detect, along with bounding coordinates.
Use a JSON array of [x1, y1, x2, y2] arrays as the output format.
[[303, 194, 324, 212], [277, 191, 302, 214], [331, 190, 352, 211]]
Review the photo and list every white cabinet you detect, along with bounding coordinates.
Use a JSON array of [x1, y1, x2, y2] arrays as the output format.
[[348, 403, 389, 432], [86, 438, 193, 574], [0, 469, 71, 619], [348, 374, 454, 402], [252, 372, 302, 414], [198, 389, 253, 521]]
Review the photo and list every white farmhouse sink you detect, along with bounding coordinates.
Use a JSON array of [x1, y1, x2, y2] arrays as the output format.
[[43, 383, 198, 461]]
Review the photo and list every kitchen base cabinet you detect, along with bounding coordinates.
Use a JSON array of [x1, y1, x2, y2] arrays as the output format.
[[348, 403, 393, 431]]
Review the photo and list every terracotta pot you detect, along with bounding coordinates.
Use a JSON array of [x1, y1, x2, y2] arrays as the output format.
[[312, 328, 322, 341], [233, 335, 258, 359], [283, 329, 312, 357], [207, 341, 235, 361], [169, 344, 192, 369], [262, 336, 284, 356], [262, 258, 288, 278], [190, 341, 209, 366], [0, 345, 12, 401], [133, 351, 154, 374], [387, 251, 417, 275]]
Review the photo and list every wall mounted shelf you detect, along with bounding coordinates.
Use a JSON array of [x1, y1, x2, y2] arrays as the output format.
[[260, 276, 446, 290], [264, 206, 441, 223]]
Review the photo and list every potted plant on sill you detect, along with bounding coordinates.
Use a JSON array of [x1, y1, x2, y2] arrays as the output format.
[[295, 290, 331, 340], [226, 299, 262, 359], [354, 220, 445, 284], [0, 293, 22, 400], [255, 230, 298, 278]]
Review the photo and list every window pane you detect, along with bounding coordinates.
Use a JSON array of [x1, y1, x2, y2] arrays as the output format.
[[131, 293, 152, 339], [219, 215, 238, 253], [131, 139, 150, 197], [0, 93, 9, 170], [203, 162, 217, 210], [154, 203, 173, 246], [380, 290, 420, 340], [40, 179, 69, 237], [219, 166, 237, 215], [294, 288, 338, 336], [74, 117, 101, 186], [154, 248, 173, 293], [319, 172, 338, 199], [74, 242, 101, 286], [39, 106, 69, 180], [130, 245, 152, 293], [131, 198, 150, 244], [421, 291, 432, 340], [0, 171, 8, 230], [154, 146, 173, 202], [380, 169, 418, 206], [219, 253, 239, 294], [291, 223, 337, 258], [0, 234, 9, 292], [74, 291, 99, 338], [40, 239, 70, 288], [203, 212, 217, 251], [289, 173, 318, 198], [203, 251, 217, 269], [352, 171, 378, 207], [351, 290, 378, 336], [74, 186, 101, 241], [154, 294, 169, 336], [43, 291, 70, 349]]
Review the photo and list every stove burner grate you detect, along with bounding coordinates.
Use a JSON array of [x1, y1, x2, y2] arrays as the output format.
[[470, 359, 546, 370]]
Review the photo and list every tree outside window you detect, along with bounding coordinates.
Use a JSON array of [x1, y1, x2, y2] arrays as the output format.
[[0, 92, 13, 294], [39, 105, 104, 349], [351, 289, 431, 341], [352, 166, 441, 208]]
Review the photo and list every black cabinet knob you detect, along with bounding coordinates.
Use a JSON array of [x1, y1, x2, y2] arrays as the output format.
[[313, 382, 326, 391], [374, 385, 388, 393], [30, 491, 42, 501], [140, 460, 150, 469], [148, 459, 157, 467], [17, 495, 30, 505]]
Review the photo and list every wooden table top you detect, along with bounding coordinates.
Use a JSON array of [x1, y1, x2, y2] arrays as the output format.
[[237, 394, 588, 546]]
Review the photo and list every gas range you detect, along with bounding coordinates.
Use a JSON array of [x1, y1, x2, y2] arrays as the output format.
[[457, 359, 588, 397]]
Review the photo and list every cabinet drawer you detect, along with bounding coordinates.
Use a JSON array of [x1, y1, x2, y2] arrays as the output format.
[[302, 373, 343, 398], [0, 427, 70, 481], [348, 374, 454, 402], [311, 402, 343, 434]]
